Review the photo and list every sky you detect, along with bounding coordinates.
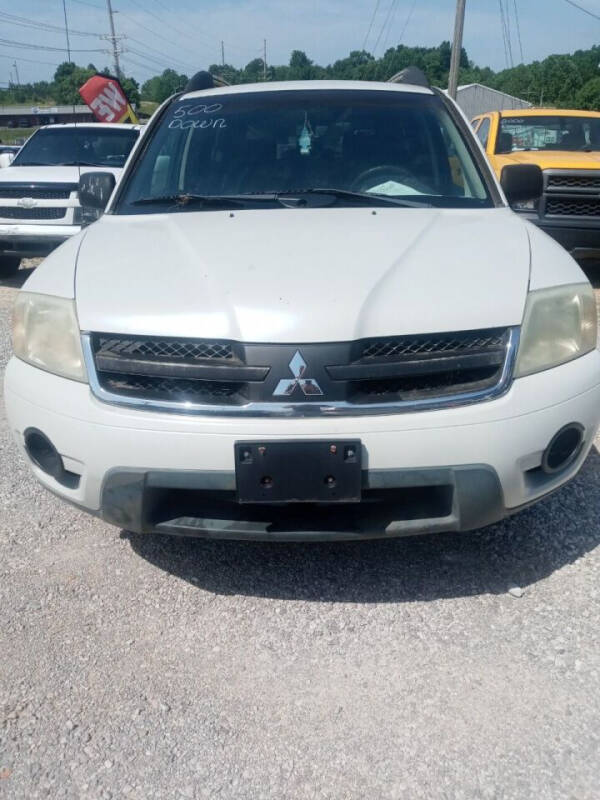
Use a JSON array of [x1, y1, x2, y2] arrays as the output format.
[[1, 0, 599, 87]]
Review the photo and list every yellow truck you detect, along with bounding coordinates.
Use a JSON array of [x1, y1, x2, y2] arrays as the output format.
[[471, 108, 600, 262]]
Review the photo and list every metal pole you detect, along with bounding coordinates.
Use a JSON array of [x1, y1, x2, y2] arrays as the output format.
[[448, 0, 466, 100], [106, 0, 121, 78], [221, 41, 225, 66], [62, 0, 72, 63], [263, 39, 267, 80], [13, 61, 20, 86]]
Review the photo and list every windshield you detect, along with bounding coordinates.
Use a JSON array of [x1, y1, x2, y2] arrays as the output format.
[[13, 127, 139, 167], [117, 89, 491, 213], [497, 115, 600, 153]]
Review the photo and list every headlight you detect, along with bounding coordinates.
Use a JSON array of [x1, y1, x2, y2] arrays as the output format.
[[512, 198, 537, 211], [12, 292, 87, 382], [515, 282, 597, 377]]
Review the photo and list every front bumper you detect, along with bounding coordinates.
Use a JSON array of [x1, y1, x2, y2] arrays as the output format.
[[4, 351, 600, 540], [520, 212, 600, 260], [0, 223, 81, 258]]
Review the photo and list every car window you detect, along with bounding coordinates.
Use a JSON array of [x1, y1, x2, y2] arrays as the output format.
[[476, 117, 490, 148], [13, 127, 139, 167], [118, 89, 492, 213], [497, 115, 600, 153]]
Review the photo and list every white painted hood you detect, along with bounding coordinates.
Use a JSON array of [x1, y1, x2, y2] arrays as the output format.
[[74, 206, 530, 342], [0, 165, 122, 183]]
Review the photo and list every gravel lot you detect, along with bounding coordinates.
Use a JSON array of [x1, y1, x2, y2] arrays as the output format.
[[1, 261, 599, 800]]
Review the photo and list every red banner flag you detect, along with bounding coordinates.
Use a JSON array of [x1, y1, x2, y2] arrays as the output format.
[[79, 75, 138, 124]]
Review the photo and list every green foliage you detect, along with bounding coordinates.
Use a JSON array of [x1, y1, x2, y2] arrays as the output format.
[[141, 69, 188, 104], [3, 45, 600, 113], [0, 62, 141, 108]]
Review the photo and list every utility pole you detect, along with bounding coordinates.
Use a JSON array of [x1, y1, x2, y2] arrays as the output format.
[[12, 61, 20, 86], [263, 39, 267, 80], [221, 41, 225, 67], [106, 0, 122, 78], [62, 0, 72, 63], [448, 0, 466, 100]]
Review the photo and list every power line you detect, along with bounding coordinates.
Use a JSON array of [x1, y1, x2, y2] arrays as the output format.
[[0, 36, 105, 53], [362, 0, 382, 50], [372, 0, 398, 55], [69, 0, 105, 9], [381, 0, 403, 52], [123, 0, 256, 58], [0, 51, 62, 67], [398, 0, 418, 43], [513, 0, 524, 63], [0, 11, 99, 37], [502, 0, 514, 67], [126, 37, 195, 72], [562, 0, 600, 21], [498, 0, 510, 68]]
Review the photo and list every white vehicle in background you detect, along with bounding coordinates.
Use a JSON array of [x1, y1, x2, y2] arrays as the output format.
[[0, 123, 140, 277], [4, 73, 600, 541]]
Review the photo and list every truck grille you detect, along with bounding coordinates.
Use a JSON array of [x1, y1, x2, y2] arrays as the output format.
[[542, 169, 600, 220], [87, 327, 515, 414], [0, 186, 74, 200], [546, 197, 600, 217], [0, 206, 67, 220], [546, 174, 600, 191]]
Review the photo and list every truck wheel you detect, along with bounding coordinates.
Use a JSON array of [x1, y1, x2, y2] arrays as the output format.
[[0, 256, 20, 278]]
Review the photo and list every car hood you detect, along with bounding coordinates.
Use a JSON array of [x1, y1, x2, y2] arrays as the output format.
[[75, 207, 530, 342], [495, 150, 600, 170], [0, 165, 122, 183]]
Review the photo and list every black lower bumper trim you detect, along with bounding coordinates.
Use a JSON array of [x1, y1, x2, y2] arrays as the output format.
[[100, 465, 505, 541]]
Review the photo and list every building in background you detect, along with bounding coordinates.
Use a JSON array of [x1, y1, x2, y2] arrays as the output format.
[[452, 84, 532, 118], [0, 105, 94, 130]]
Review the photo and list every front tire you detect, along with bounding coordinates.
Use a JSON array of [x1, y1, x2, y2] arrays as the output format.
[[0, 256, 20, 278]]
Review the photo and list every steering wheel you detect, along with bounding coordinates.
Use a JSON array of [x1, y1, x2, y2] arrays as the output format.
[[351, 165, 429, 195]]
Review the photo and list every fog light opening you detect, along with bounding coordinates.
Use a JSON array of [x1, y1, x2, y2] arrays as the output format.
[[24, 428, 65, 481], [541, 423, 584, 475]]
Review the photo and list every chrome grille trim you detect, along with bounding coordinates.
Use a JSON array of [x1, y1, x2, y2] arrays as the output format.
[[82, 328, 520, 418]]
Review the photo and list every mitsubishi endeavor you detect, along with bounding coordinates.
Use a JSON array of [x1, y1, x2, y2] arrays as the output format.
[[4, 75, 600, 540]]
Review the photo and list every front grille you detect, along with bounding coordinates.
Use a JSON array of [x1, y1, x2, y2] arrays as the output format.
[[102, 373, 245, 404], [546, 197, 600, 217], [97, 336, 234, 361], [360, 331, 506, 360], [0, 187, 73, 200], [0, 206, 67, 220], [546, 174, 600, 190], [89, 327, 513, 413]]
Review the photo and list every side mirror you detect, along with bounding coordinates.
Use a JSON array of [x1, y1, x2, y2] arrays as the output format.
[[78, 171, 116, 213], [500, 164, 543, 205], [0, 153, 14, 168]]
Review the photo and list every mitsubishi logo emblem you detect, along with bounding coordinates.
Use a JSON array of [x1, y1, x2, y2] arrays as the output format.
[[273, 350, 324, 396], [17, 197, 37, 210]]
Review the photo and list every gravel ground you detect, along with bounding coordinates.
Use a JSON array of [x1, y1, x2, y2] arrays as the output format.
[[1, 261, 599, 800]]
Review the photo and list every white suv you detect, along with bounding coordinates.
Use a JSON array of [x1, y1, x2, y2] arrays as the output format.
[[4, 76, 600, 540], [0, 123, 139, 277]]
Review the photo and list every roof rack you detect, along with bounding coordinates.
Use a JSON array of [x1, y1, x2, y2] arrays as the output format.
[[184, 71, 230, 92], [387, 66, 430, 88]]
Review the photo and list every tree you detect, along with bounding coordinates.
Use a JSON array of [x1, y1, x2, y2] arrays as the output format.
[[575, 77, 600, 110], [141, 69, 188, 104], [288, 50, 314, 80]]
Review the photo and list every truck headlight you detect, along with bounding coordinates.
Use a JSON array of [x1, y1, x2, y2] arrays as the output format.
[[12, 292, 87, 382], [515, 282, 597, 377]]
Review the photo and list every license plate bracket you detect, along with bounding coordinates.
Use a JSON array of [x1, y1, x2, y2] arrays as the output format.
[[234, 440, 362, 504]]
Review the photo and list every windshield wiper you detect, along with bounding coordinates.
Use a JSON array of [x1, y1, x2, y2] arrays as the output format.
[[57, 161, 103, 167], [131, 193, 271, 209], [273, 188, 432, 208], [130, 189, 432, 211]]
